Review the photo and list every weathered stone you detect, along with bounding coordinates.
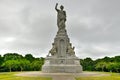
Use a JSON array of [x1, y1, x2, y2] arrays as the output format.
[[42, 3, 82, 73]]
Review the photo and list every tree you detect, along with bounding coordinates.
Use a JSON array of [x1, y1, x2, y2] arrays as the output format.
[[2, 60, 17, 72], [18, 59, 30, 71], [1, 59, 30, 72], [80, 57, 95, 71], [95, 62, 108, 72], [114, 56, 120, 62], [0, 55, 3, 65], [30, 57, 44, 71], [106, 62, 120, 72], [102, 56, 111, 62], [24, 54, 34, 62], [3, 53, 23, 61], [30, 60, 42, 71]]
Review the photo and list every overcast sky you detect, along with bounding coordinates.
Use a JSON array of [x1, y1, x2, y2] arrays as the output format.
[[0, 0, 120, 59]]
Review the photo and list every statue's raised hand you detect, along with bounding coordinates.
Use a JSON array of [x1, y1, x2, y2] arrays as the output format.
[[56, 3, 58, 6]]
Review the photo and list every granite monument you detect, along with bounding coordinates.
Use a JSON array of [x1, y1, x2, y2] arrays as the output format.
[[42, 3, 82, 73]]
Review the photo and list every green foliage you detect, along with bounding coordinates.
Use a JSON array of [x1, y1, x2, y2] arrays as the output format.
[[1, 53, 120, 73], [0, 53, 44, 72], [31, 60, 42, 71], [3, 53, 23, 61], [80, 58, 95, 71], [24, 54, 34, 62], [0, 55, 3, 65], [2, 60, 15, 72], [81, 56, 120, 72], [17, 59, 31, 71], [30, 57, 44, 71], [114, 56, 120, 62], [95, 62, 108, 71], [106, 62, 120, 72], [1, 59, 31, 72], [94, 57, 120, 72]]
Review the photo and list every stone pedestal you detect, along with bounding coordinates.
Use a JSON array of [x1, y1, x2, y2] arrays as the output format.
[[42, 30, 82, 73], [42, 56, 82, 73]]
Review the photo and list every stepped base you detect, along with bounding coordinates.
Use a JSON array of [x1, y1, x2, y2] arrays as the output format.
[[42, 56, 82, 73], [42, 64, 82, 73]]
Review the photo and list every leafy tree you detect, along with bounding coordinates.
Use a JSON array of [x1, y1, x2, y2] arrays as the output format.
[[2, 60, 17, 72], [25, 54, 34, 62], [2, 59, 30, 72], [114, 56, 120, 62], [30, 57, 44, 71], [19, 59, 30, 71], [30, 60, 42, 71], [80, 58, 95, 71], [106, 62, 120, 72], [3, 53, 23, 61], [0, 55, 3, 65], [102, 56, 111, 62], [95, 62, 108, 71]]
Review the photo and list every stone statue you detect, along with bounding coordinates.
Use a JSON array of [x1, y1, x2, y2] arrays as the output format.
[[67, 43, 75, 56], [49, 43, 57, 56], [42, 3, 82, 73], [55, 3, 66, 31]]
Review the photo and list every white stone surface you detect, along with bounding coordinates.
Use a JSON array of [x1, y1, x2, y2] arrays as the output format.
[[42, 4, 82, 73]]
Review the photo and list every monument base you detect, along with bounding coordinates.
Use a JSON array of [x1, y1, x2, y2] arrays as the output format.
[[42, 65, 82, 73], [42, 56, 82, 73]]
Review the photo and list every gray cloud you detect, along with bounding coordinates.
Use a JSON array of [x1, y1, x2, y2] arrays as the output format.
[[0, 0, 120, 59]]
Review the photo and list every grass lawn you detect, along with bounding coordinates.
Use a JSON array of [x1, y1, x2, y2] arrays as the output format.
[[76, 72, 120, 80], [0, 72, 52, 80], [0, 71, 120, 80]]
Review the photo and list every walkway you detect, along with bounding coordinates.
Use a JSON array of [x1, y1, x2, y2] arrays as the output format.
[[16, 72, 110, 80]]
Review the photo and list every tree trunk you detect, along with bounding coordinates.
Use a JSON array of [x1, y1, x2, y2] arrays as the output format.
[[9, 67, 11, 72], [20, 66, 23, 72]]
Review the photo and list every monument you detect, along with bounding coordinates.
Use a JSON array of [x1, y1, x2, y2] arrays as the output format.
[[42, 3, 82, 73]]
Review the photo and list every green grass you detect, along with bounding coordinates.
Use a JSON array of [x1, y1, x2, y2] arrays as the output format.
[[0, 72, 52, 80], [1, 71, 120, 80], [76, 72, 120, 80]]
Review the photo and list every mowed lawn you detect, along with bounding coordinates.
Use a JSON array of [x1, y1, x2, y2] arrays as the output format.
[[0, 72, 52, 80], [76, 72, 120, 80], [0, 71, 120, 80]]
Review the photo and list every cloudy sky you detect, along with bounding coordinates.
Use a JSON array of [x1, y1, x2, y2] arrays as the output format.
[[0, 0, 120, 59]]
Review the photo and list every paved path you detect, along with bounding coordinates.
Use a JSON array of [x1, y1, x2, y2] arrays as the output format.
[[16, 72, 110, 80], [52, 75, 75, 80]]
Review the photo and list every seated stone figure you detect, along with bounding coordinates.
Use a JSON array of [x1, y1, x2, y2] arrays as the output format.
[[67, 43, 75, 56], [48, 43, 57, 56]]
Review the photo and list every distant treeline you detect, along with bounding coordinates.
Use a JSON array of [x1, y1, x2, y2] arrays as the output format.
[[80, 56, 120, 73], [0, 53, 44, 72], [0, 53, 120, 72]]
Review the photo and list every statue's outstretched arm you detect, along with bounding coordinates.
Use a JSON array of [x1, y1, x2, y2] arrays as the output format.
[[55, 3, 59, 11]]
